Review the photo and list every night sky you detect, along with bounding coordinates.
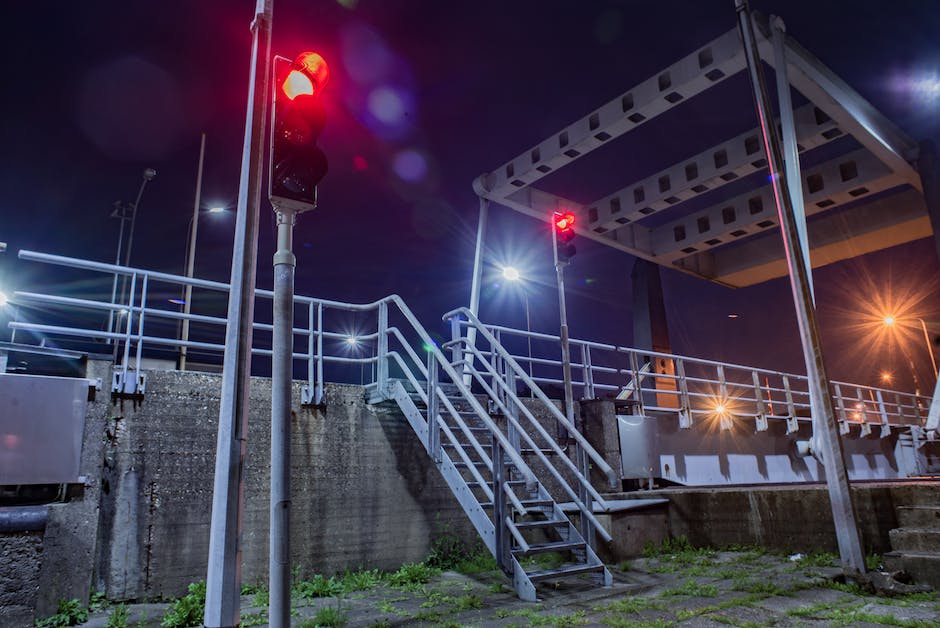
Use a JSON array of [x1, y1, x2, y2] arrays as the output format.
[[2, 0, 939, 390]]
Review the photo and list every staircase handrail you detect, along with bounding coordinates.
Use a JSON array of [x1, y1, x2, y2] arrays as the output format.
[[377, 297, 538, 489], [443, 307, 618, 487]]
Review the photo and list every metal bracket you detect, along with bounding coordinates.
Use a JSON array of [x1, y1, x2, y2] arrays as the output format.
[[859, 422, 872, 438], [678, 407, 693, 429], [301, 383, 325, 407], [785, 416, 799, 434], [755, 413, 768, 432], [839, 420, 850, 435], [719, 414, 733, 431], [111, 370, 145, 397], [879, 424, 892, 439]]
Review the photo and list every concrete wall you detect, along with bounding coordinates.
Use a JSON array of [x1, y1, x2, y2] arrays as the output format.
[[95, 369, 475, 600], [623, 482, 940, 555], [0, 530, 43, 626]]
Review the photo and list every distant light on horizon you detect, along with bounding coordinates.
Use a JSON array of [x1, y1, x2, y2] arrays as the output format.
[[168, 298, 186, 305], [207, 206, 226, 214]]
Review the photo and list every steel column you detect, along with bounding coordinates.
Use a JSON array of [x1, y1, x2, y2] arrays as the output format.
[[736, 0, 865, 577], [269, 210, 296, 628], [466, 197, 489, 385], [204, 1, 272, 625]]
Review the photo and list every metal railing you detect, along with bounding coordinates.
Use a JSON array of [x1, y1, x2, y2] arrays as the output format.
[[473, 322, 933, 436]]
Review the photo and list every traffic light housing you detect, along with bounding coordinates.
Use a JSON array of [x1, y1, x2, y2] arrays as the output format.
[[270, 52, 330, 213], [553, 211, 577, 264]]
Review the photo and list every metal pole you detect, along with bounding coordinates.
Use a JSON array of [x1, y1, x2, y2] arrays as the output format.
[[270, 209, 296, 628], [771, 16, 814, 302], [204, 1, 272, 626], [106, 202, 128, 341], [180, 133, 207, 371], [523, 288, 534, 395], [736, 0, 865, 577], [123, 169, 156, 269], [918, 318, 938, 382], [465, 197, 489, 384]]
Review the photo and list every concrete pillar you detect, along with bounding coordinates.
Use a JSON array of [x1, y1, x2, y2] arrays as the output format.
[[579, 399, 621, 493], [917, 140, 940, 264], [631, 259, 675, 409]]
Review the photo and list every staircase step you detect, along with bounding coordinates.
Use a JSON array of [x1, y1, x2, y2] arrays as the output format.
[[526, 562, 606, 583], [512, 518, 570, 530], [514, 540, 585, 555], [889, 528, 940, 553], [897, 506, 940, 529], [883, 551, 940, 589]]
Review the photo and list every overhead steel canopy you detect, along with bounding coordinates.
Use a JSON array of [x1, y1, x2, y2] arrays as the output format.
[[472, 13, 930, 288]]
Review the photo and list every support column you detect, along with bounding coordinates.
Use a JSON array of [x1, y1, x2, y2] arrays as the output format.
[[631, 258, 674, 409]]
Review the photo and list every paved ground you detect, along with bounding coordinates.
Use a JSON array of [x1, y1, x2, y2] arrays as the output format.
[[70, 546, 940, 627]]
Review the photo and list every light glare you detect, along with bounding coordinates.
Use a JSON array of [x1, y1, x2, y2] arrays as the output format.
[[502, 266, 521, 282]]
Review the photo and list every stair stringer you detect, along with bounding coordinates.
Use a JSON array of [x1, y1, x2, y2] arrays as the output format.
[[388, 380, 496, 554]]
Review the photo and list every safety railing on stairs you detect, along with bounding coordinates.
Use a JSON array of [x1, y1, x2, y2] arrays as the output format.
[[444, 307, 620, 543]]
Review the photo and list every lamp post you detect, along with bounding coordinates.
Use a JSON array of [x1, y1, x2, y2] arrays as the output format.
[[917, 318, 938, 383], [107, 168, 157, 342], [501, 266, 534, 388], [178, 205, 228, 369], [882, 315, 924, 395]]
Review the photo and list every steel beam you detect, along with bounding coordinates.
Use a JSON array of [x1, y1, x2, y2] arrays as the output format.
[[761, 19, 920, 189], [692, 178, 929, 286], [652, 149, 898, 262], [474, 28, 746, 199], [585, 103, 841, 233]]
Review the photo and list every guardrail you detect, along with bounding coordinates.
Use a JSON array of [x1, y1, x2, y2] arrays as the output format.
[[473, 322, 931, 435]]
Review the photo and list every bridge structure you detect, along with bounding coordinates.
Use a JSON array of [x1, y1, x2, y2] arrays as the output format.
[[4, 6, 940, 605], [2, 249, 939, 601], [465, 4, 940, 585]]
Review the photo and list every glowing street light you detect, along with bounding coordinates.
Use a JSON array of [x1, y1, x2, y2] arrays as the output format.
[[882, 313, 937, 390], [0, 291, 8, 307], [346, 336, 359, 346]]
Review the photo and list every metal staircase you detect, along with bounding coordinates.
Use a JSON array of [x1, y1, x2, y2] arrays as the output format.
[[367, 303, 618, 601]]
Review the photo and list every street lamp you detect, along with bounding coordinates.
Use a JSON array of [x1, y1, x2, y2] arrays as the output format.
[[501, 265, 534, 391], [107, 168, 157, 340], [179, 204, 231, 370], [882, 315, 927, 394]]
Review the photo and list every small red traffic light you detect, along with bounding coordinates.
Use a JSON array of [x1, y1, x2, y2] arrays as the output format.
[[554, 212, 575, 231], [553, 211, 577, 263]]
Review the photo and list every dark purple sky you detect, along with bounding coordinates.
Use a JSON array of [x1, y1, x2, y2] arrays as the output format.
[[1, 0, 939, 389]]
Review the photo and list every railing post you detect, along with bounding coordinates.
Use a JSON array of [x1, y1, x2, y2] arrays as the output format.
[[121, 273, 138, 370], [449, 314, 463, 376], [505, 366, 521, 454], [752, 370, 768, 432], [428, 352, 441, 463], [834, 384, 849, 435], [783, 375, 798, 434], [491, 438, 510, 573], [876, 390, 891, 438], [377, 301, 389, 393], [716, 364, 731, 430], [629, 351, 645, 416], [134, 274, 148, 376], [582, 344, 595, 400], [676, 358, 692, 428], [314, 303, 324, 404]]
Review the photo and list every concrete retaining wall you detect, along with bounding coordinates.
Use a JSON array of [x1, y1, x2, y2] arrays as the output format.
[[95, 369, 475, 600]]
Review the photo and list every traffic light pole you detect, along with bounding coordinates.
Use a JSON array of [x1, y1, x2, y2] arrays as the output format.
[[204, 1, 272, 626], [551, 221, 595, 550], [269, 208, 296, 628]]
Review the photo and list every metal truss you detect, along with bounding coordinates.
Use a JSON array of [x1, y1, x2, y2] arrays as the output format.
[[473, 13, 931, 288]]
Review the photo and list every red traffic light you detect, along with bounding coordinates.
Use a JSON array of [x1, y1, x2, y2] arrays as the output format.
[[281, 52, 330, 100], [270, 51, 331, 213], [554, 212, 575, 231], [553, 211, 577, 263]]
